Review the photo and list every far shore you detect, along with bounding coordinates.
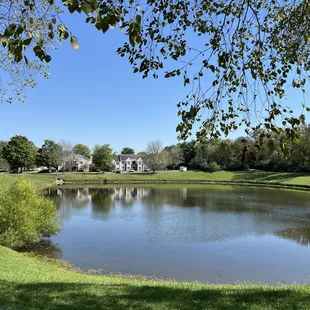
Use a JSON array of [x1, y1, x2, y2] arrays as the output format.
[[2, 170, 310, 191]]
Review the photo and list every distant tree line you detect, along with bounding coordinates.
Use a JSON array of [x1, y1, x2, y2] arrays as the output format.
[[2, 126, 310, 173], [176, 125, 310, 172]]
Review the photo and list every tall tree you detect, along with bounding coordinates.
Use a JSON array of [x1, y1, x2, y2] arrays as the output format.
[[3, 136, 37, 172], [121, 147, 135, 155], [0, 141, 9, 171], [192, 142, 219, 171], [0, 0, 63, 103], [73, 143, 91, 157], [167, 146, 184, 169], [178, 141, 197, 168], [92, 144, 113, 172], [59, 140, 74, 173], [36, 140, 63, 169], [145, 140, 167, 172]]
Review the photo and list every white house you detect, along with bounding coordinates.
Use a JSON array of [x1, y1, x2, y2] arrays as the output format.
[[60, 154, 92, 172], [113, 154, 148, 172]]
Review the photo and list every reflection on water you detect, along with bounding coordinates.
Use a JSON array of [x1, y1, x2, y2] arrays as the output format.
[[46, 186, 310, 283], [276, 227, 310, 246], [18, 239, 62, 259]]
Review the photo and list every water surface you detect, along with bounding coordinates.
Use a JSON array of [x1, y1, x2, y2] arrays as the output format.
[[45, 185, 310, 283]]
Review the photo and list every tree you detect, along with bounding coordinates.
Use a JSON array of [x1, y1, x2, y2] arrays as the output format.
[[192, 141, 220, 171], [145, 140, 167, 172], [92, 144, 113, 172], [0, 177, 60, 248], [1, 1, 309, 145], [0, 141, 9, 171], [178, 141, 197, 168], [36, 140, 63, 169], [59, 140, 74, 173], [73, 143, 91, 157], [166, 146, 184, 169], [3, 135, 37, 172], [0, 0, 64, 103], [121, 147, 135, 155]]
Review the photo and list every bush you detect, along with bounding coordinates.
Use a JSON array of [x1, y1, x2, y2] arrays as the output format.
[[227, 163, 249, 171], [0, 177, 60, 248], [203, 161, 222, 172]]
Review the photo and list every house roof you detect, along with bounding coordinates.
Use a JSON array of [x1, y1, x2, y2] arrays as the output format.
[[118, 154, 145, 161]]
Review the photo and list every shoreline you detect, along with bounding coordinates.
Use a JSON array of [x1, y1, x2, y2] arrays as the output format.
[[3, 170, 310, 192], [2, 245, 310, 310], [59, 179, 310, 192]]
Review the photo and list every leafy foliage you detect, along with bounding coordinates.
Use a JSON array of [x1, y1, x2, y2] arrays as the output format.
[[92, 144, 113, 171], [60, 0, 310, 145], [121, 147, 135, 155], [3, 135, 37, 171], [73, 143, 91, 157], [165, 146, 184, 169], [36, 140, 63, 168], [0, 1, 309, 145], [0, 1, 66, 103], [59, 140, 74, 172], [0, 141, 9, 171], [0, 177, 60, 248], [176, 124, 310, 173], [145, 140, 167, 171]]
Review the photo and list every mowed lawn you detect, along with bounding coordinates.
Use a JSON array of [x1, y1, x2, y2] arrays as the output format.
[[1, 246, 310, 310], [2, 170, 310, 188]]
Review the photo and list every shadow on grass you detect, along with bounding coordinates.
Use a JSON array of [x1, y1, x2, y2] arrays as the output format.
[[1, 280, 310, 310], [232, 171, 306, 183]]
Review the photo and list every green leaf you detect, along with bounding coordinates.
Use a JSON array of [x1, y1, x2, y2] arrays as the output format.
[[0, 35, 9, 44], [70, 36, 79, 50], [136, 15, 142, 24], [57, 24, 67, 32], [81, 3, 93, 14], [48, 32, 54, 40], [45, 55, 52, 62], [91, 0, 98, 10], [22, 38, 32, 46]]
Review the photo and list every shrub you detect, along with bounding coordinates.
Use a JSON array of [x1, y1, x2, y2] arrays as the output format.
[[0, 177, 60, 248], [227, 163, 249, 171], [203, 161, 222, 172]]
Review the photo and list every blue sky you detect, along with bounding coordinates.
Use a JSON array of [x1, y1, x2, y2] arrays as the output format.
[[0, 7, 309, 153]]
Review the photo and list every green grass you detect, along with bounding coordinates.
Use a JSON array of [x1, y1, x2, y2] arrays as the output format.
[[2, 170, 310, 189], [2, 173, 310, 309], [1, 246, 310, 310]]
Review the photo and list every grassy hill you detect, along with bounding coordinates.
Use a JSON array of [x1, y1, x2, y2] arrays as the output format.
[[2, 170, 310, 189], [1, 246, 310, 310]]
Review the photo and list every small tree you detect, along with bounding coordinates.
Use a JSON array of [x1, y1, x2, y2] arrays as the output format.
[[92, 144, 113, 172], [121, 147, 135, 155], [73, 143, 91, 157], [167, 146, 184, 169], [59, 140, 74, 173], [178, 141, 197, 169], [3, 136, 37, 172], [192, 142, 218, 171], [36, 140, 62, 169], [0, 141, 9, 171], [145, 140, 167, 172], [0, 177, 60, 248]]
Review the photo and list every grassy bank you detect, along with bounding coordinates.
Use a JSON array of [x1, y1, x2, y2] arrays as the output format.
[[1, 246, 310, 310], [2, 170, 310, 189]]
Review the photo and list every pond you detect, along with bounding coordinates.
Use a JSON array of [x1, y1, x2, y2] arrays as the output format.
[[44, 185, 310, 284]]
